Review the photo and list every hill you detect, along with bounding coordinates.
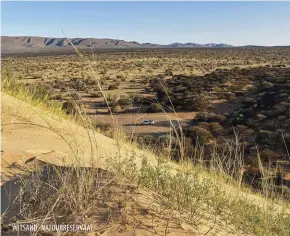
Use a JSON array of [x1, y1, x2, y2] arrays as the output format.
[[1, 36, 233, 54], [168, 42, 232, 48]]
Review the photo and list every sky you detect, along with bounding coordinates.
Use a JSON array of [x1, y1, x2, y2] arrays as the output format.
[[1, 1, 290, 46]]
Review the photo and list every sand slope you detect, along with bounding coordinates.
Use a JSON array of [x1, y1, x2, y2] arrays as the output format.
[[1, 93, 202, 235], [1, 93, 169, 175]]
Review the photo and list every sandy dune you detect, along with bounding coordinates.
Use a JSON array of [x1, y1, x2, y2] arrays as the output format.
[[1, 93, 167, 173], [1, 93, 201, 235]]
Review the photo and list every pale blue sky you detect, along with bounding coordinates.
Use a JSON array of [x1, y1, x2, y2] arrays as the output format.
[[2, 1, 290, 46]]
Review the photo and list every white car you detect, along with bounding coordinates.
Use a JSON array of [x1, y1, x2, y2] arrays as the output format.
[[141, 120, 155, 125]]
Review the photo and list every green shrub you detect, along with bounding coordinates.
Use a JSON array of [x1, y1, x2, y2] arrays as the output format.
[[90, 91, 103, 98], [209, 122, 224, 134], [191, 96, 208, 111], [118, 96, 133, 108], [185, 126, 214, 144], [147, 103, 163, 113]]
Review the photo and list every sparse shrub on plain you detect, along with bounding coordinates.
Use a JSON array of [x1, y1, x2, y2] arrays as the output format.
[[62, 100, 80, 115], [147, 103, 163, 113], [164, 68, 173, 76], [68, 92, 81, 100], [184, 126, 214, 144], [137, 134, 156, 146], [108, 82, 120, 90], [69, 77, 87, 91], [90, 91, 103, 98], [112, 104, 122, 112], [118, 96, 133, 108]]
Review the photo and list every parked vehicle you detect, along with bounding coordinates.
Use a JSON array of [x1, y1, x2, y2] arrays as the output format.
[[140, 120, 155, 125]]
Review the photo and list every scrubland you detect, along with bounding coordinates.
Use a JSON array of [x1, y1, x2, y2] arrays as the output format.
[[1, 47, 290, 235]]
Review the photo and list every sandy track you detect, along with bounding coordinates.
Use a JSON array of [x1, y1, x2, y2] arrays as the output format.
[[90, 112, 196, 135]]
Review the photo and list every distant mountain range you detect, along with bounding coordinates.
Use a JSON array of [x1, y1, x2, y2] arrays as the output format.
[[167, 42, 232, 48], [1, 36, 234, 54]]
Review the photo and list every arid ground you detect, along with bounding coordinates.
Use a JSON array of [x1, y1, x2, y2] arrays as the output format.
[[2, 47, 290, 235]]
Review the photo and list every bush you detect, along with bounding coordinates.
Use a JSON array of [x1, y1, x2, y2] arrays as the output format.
[[193, 96, 208, 111], [244, 118, 257, 128], [110, 96, 133, 112], [118, 96, 133, 108], [69, 77, 87, 91], [95, 123, 111, 133], [137, 135, 156, 146], [84, 78, 98, 86], [195, 112, 226, 123], [184, 126, 214, 144], [62, 100, 79, 115], [196, 122, 211, 130], [209, 122, 224, 134], [257, 130, 277, 143], [235, 125, 248, 133], [52, 94, 64, 101], [256, 114, 267, 120], [228, 95, 237, 102], [108, 83, 119, 90], [242, 97, 255, 105], [259, 149, 279, 163], [90, 91, 103, 98], [242, 128, 255, 137], [164, 69, 173, 76], [183, 95, 208, 111], [112, 104, 122, 112], [147, 103, 163, 113], [116, 74, 125, 80], [68, 92, 81, 100], [231, 82, 246, 91]]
